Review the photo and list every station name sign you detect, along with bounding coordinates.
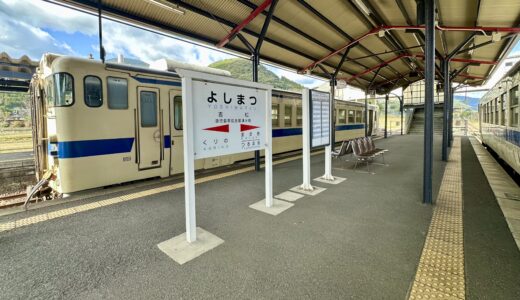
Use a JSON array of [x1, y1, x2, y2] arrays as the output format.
[[309, 90, 331, 148], [192, 81, 267, 159]]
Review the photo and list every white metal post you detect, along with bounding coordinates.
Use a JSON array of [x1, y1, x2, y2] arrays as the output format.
[[323, 91, 334, 181], [301, 88, 313, 190], [181, 77, 197, 243], [265, 89, 273, 207]]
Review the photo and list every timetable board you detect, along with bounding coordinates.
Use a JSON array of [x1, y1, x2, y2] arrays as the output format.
[[309, 90, 331, 148]]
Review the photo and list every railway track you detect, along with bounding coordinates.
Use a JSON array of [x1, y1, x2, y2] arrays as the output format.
[[0, 192, 28, 209]]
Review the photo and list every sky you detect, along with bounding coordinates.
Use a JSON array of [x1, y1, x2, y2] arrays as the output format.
[[0, 0, 324, 88], [0, 0, 518, 94]]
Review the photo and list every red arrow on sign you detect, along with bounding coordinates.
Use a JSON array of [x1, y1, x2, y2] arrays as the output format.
[[203, 124, 229, 133], [240, 124, 260, 132]]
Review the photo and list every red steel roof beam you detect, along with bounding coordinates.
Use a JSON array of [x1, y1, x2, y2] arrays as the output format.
[[342, 54, 408, 82], [340, 53, 496, 83], [216, 0, 273, 48], [301, 25, 519, 73]]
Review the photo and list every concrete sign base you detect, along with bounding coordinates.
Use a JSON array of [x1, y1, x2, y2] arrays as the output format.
[[314, 176, 346, 185], [157, 227, 224, 265], [290, 185, 326, 196], [249, 199, 293, 216], [275, 191, 305, 202]]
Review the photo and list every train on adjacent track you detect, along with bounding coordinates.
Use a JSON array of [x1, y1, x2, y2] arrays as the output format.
[[479, 60, 520, 174], [30, 54, 378, 194]]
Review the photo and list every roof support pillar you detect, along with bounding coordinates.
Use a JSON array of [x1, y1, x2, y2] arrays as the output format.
[[442, 59, 450, 161], [97, 0, 105, 63], [384, 94, 389, 138], [330, 75, 336, 146], [449, 87, 454, 146], [252, 51, 261, 171], [364, 93, 368, 137], [252, 0, 277, 172], [423, 0, 435, 205]]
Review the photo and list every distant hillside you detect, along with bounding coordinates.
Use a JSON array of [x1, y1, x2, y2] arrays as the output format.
[[209, 58, 303, 91], [454, 95, 479, 110]]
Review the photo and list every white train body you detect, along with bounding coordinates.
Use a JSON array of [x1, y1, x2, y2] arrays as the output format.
[[479, 61, 520, 174], [30, 54, 378, 194]]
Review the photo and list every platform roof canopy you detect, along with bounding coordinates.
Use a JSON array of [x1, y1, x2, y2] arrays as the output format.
[[55, 0, 519, 93]]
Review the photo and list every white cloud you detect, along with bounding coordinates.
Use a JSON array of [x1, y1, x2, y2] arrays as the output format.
[[100, 20, 232, 66], [0, 0, 98, 36], [0, 10, 73, 59]]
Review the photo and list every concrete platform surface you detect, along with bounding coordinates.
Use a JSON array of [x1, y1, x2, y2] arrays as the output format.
[[0, 135, 445, 299]]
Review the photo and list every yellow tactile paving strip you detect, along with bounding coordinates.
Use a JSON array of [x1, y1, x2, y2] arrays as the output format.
[[0, 153, 312, 234], [409, 137, 465, 300]]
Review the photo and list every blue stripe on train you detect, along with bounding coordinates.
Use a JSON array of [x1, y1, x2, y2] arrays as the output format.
[[272, 124, 364, 137], [131, 76, 181, 87], [57, 138, 135, 159], [54, 125, 364, 158]]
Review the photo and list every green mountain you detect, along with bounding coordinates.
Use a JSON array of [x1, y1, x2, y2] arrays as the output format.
[[209, 58, 303, 91]]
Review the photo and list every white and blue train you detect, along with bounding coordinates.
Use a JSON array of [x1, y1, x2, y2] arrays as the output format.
[[30, 54, 378, 194], [479, 60, 520, 174]]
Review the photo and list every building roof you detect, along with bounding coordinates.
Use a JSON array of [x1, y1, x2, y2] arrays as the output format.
[[0, 52, 39, 92], [53, 0, 520, 93]]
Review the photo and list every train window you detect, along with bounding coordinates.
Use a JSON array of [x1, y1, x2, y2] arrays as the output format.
[[494, 98, 499, 125], [140, 91, 157, 127], [284, 105, 292, 127], [296, 106, 303, 126], [510, 86, 519, 127], [53, 73, 74, 107], [355, 110, 363, 123], [511, 86, 519, 106], [174, 96, 183, 130], [501, 93, 506, 126], [338, 109, 347, 124], [107, 77, 128, 109], [84, 76, 102, 107], [272, 104, 279, 127], [348, 110, 355, 123]]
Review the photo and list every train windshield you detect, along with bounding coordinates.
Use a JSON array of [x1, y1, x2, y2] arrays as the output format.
[[46, 73, 74, 107]]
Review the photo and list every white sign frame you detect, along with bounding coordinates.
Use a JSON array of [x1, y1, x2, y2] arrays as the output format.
[[178, 69, 273, 243], [309, 89, 331, 149]]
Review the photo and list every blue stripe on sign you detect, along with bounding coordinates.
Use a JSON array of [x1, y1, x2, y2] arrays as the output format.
[[131, 76, 181, 87], [164, 135, 171, 149], [57, 138, 134, 158]]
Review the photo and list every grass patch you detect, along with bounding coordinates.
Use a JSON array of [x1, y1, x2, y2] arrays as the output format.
[[0, 130, 33, 153]]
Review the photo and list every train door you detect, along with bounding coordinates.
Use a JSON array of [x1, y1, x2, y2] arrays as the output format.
[[136, 87, 162, 170], [169, 90, 183, 175]]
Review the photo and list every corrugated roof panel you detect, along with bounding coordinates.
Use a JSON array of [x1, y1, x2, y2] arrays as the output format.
[[478, 0, 520, 27], [53, 0, 519, 91]]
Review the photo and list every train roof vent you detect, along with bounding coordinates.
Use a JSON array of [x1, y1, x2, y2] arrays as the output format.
[[149, 58, 231, 77]]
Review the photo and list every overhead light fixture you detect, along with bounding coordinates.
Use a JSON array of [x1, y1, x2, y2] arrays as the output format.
[[492, 32, 502, 42], [378, 30, 385, 38], [353, 0, 371, 16], [144, 0, 185, 15]]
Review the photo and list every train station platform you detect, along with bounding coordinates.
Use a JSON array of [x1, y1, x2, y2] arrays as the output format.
[[0, 135, 519, 299]]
